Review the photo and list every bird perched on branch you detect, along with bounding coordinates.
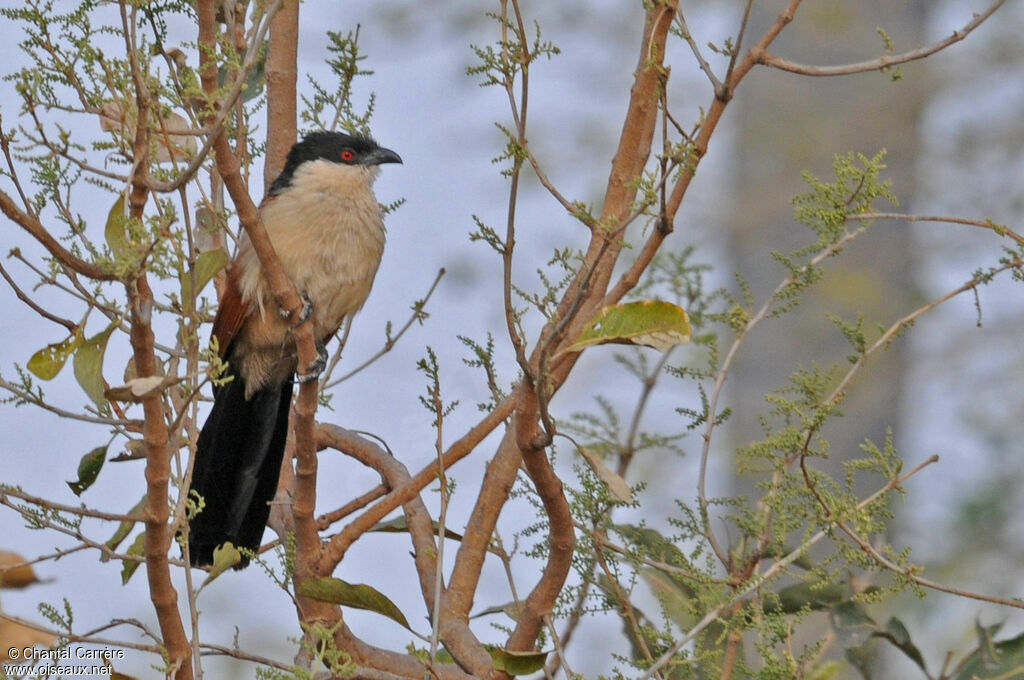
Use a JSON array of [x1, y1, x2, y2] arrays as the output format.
[[188, 131, 402, 568]]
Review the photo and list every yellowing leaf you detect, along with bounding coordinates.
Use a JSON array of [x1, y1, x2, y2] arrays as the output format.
[[105, 194, 132, 261], [202, 542, 242, 582], [0, 550, 43, 588], [560, 300, 691, 356], [73, 323, 116, 408], [27, 330, 83, 380], [298, 576, 410, 630], [578, 447, 633, 503], [67, 445, 108, 496]]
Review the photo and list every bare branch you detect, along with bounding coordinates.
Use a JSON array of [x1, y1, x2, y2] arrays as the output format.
[[758, 0, 1007, 76], [0, 189, 117, 281]]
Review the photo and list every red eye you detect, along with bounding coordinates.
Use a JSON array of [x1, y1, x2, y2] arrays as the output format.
[[340, 148, 355, 162]]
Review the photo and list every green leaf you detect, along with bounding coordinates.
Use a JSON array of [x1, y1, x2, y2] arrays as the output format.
[[487, 647, 548, 676], [67, 445, 108, 496], [578, 447, 632, 503], [120, 531, 145, 585], [953, 630, 1024, 680], [559, 300, 691, 356], [875, 617, 928, 676], [105, 194, 131, 260], [27, 330, 83, 380], [370, 515, 464, 542], [471, 601, 524, 621], [73, 323, 116, 408], [101, 495, 147, 562], [298, 577, 410, 629], [829, 601, 875, 646], [765, 580, 846, 614], [180, 248, 228, 305]]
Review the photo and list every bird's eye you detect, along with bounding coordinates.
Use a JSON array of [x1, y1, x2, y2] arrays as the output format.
[[340, 148, 355, 162]]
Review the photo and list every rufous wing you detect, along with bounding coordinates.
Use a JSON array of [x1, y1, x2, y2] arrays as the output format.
[[211, 260, 251, 359]]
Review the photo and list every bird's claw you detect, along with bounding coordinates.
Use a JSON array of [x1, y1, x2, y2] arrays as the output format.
[[282, 294, 314, 328], [296, 344, 329, 384]]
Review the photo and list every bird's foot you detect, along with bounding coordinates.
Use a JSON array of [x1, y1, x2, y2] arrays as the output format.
[[296, 343, 329, 384], [282, 294, 314, 328]]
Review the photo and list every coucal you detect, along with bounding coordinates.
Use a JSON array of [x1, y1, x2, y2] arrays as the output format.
[[188, 131, 401, 568]]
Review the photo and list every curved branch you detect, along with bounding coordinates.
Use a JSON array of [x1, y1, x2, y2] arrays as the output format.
[[316, 425, 493, 676], [757, 0, 1006, 76], [0, 190, 116, 281]]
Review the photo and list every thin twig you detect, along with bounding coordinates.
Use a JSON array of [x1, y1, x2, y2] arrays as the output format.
[[757, 0, 1006, 76], [322, 268, 445, 389]]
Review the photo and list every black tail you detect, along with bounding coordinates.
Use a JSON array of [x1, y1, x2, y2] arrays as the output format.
[[187, 369, 294, 568]]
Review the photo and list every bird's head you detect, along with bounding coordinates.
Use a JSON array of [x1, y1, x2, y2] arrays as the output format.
[[269, 131, 402, 197]]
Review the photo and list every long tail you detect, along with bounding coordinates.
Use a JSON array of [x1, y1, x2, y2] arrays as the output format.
[[187, 369, 294, 568]]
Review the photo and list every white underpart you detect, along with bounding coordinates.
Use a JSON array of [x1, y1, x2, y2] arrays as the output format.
[[232, 159, 386, 392]]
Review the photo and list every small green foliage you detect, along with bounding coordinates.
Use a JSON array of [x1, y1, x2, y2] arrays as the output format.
[[37, 597, 74, 635], [792, 150, 896, 253], [301, 27, 376, 134], [466, 12, 560, 89], [458, 332, 507, 410], [256, 620, 356, 680], [876, 27, 904, 81], [512, 247, 584, 321], [416, 347, 459, 426], [468, 214, 506, 254]]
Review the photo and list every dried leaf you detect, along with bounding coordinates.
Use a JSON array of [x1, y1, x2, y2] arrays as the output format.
[[100, 101, 197, 163], [0, 619, 55, 660], [0, 550, 42, 588], [104, 375, 180, 402], [109, 440, 147, 462], [578, 447, 633, 503]]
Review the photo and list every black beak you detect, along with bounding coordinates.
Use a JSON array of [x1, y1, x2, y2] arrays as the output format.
[[366, 147, 402, 166]]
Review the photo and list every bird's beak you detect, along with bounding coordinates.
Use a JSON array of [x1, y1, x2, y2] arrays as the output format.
[[365, 147, 402, 166]]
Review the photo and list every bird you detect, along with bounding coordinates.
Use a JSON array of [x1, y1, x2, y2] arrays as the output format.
[[187, 131, 402, 568]]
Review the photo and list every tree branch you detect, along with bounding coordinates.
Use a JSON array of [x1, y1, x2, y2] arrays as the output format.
[[757, 0, 1006, 76]]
